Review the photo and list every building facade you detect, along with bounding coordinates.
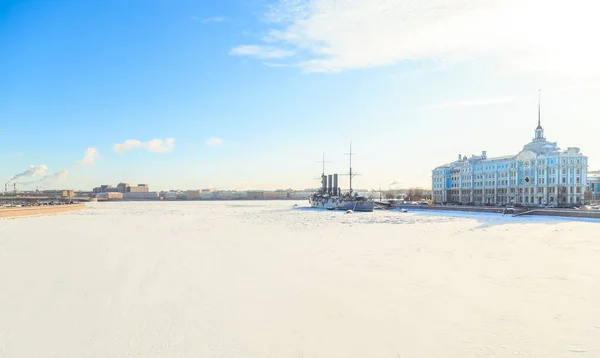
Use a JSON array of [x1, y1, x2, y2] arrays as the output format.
[[116, 183, 149, 193], [432, 120, 588, 207]]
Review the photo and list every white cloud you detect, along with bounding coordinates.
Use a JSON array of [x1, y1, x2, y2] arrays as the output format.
[[425, 97, 515, 110], [144, 138, 175, 153], [78, 148, 100, 167], [236, 0, 600, 74], [113, 139, 143, 154], [206, 137, 223, 146], [113, 138, 174, 154], [229, 45, 295, 59]]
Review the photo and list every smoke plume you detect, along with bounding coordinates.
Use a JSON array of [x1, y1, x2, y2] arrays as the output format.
[[6, 165, 48, 184], [18, 170, 69, 186]]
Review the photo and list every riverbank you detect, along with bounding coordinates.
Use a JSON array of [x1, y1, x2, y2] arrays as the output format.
[[408, 204, 600, 219], [0, 203, 86, 219]]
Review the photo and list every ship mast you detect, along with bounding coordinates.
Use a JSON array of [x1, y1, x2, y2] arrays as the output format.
[[317, 152, 330, 177], [316, 152, 330, 194], [319, 152, 326, 176], [345, 141, 356, 194]]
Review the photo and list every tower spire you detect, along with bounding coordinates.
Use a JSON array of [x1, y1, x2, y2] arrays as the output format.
[[534, 89, 545, 140], [536, 89, 542, 130]]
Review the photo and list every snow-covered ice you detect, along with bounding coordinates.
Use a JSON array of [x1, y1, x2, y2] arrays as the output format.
[[1, 201, 600, 357]]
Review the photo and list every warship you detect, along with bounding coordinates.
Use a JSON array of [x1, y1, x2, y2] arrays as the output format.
[[308, 143, 374, 212]]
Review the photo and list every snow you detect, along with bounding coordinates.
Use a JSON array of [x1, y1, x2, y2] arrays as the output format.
[[1, 201, 600, 357]]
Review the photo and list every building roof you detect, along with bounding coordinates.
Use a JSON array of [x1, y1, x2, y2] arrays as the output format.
[[483, 154, 516, 162]]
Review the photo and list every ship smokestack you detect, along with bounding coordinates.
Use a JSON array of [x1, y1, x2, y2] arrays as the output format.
[[333, 174, 338, 196], [321, 174, 327, 193], [327, 174, 333, 195]]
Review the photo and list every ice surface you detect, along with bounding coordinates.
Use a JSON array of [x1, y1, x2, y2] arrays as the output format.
[[1, 201, 600, 357]]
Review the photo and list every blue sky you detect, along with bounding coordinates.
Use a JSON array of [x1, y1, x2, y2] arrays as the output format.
[[1, 0, 599, 191]]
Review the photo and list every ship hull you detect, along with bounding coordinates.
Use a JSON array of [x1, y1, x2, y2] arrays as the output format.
[[309, 196, 374, 212]]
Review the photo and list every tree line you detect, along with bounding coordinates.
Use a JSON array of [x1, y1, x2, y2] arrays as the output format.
[[368, 187, 432, 201]]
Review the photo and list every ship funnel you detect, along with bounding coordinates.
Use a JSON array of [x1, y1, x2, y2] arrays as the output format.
[[327, 174, 333, 195], [321, 174, 327, 193], [333, 174, 339, 196]]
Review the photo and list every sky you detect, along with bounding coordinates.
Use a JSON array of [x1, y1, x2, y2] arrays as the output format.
[[1, 0, 600, 191]]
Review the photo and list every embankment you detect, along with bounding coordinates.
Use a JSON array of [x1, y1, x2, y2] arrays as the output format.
[[0, 203, 86, 219], [409, 205, 600, 219]]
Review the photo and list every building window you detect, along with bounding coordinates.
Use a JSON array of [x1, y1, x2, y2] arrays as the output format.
[[562, 177, 566, 184]]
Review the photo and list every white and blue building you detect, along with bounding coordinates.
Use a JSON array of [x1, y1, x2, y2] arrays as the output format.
[[432, 118, 589, 207]]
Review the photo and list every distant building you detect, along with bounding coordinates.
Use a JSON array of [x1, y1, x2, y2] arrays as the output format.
[[159, 190, 185, 200], [117, 183, 129, 193], [231, 191, 247, 200], [75, 191, 94, 198], [432, 117, 589, 206], [264, 191, 288, 200], [212, 190, 245, 200], [93, 185, 119, 193], [123, 192, 158, 200], [246, 190, 264, 200], [96, 192, 123, 200], [41, 190, 75, 198], [117, 183, 149, 193], [288, 191, 312, 200], [186, 190, 201, 199], [129, 184, 149, 193], [199, 189, 214, 200]]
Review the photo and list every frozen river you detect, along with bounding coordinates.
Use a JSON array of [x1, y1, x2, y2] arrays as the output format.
[[1, 201, 600, 357]]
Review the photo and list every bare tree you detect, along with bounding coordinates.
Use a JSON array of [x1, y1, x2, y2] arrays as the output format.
[[404, 187, 431, 201], [584, 188, 593, 204]]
